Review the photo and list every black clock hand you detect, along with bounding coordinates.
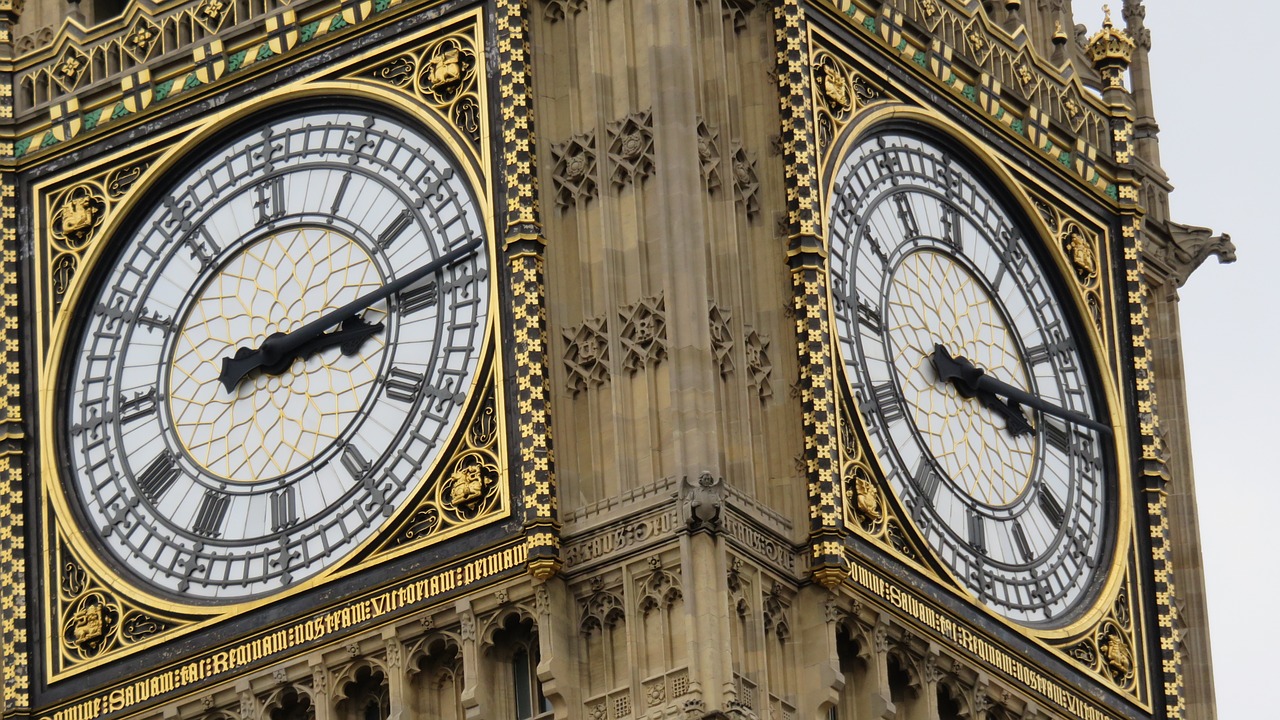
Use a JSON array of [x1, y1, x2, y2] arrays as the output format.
[[930, 344, 1112, 436], [219, 237, 483, 392], [234, 314, 385, 379], [974, 387, 1035, 437]]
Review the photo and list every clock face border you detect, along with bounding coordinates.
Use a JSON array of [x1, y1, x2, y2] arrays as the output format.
[[822, 108, 1135, 636], [37, 84, 509, 620]]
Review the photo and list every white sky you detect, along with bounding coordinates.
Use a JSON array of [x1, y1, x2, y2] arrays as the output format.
[[1074, 2, 1279, 716]]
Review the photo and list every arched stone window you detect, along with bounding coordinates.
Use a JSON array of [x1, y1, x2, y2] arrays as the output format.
[[488, 614, 551, 720], [269, 689, 314, 720], [338, 666, 389, 720], [830, 624, 870, 719], [411, 637, 465, 720], [936, 679, 966, 720], [886, 651, 923, 720]]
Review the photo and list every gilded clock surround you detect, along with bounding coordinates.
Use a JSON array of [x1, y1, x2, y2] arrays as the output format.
[[818, 103, 1143, 701], [1, 0, 1214, 718], [30, 11, 520, 679]]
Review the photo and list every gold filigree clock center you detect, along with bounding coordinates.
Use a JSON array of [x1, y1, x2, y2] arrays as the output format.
[[886, 249, 1035, 507], [167, 227, 386, 483]]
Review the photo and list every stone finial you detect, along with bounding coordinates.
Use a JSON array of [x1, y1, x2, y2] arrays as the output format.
[[1051, 18, 1069, 64], [1122, 0, 1151, 50], [1085, 5, 1136, 70]]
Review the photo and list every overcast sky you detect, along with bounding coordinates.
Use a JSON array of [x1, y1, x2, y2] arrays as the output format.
[[1081, 2, 1279, 716]]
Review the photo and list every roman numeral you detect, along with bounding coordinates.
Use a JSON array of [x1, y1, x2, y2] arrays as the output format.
[[135, 308, 174, 333], [856, 300, 883, 334], [863, 228, 890, 266], [1025, 344, 1051, 365], [913, 458, 941, 503], [183, 228, 221, 271], [967, 509, 986, 555], [1043, 420, 1071, 454], [95, 302, 172, 334], [329, 172, 352, 218], [118, 387, 158, 424], [940, 204, 962, 251], [398, 282, 438, 315], [991, 239, 1026, 291], [271, 487, 297, 532], [341, 444, 371, 479], [136, 451, 180, 502], [191, 490, 231, 538], [255, 175, 286, 226], [385, 367, 425, 404], [893, 193, 919, 237], [871, 382, 903, 423], [377, 208, 415, 249], [1026, 335, 1076, 367], [1012, 520, 1034, 563], [1039, 487, 1066, 529]]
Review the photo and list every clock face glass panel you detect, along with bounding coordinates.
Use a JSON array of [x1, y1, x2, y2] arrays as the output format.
[[828, 131, 1110, 625], [61, 107, 490, 602]]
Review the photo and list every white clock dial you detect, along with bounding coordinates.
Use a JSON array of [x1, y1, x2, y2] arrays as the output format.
[[829, 131, 1111, 625], [62, 108, 490, 602]]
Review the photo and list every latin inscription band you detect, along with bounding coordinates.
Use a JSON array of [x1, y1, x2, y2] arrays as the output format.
[[41, 543, 527, 720], [847, 555, 1119, 720]]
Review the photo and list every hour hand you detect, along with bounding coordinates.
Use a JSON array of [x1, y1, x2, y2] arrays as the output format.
[[219, 314, 384, 392], [931, 344, 1111, 436], [975, 388, 1035, 437]]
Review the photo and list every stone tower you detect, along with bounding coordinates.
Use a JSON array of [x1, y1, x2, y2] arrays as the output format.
[[0, 1, 1229, 720]]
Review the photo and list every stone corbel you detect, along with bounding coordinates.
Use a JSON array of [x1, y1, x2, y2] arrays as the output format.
[[456, 601, 480, 720], [381, 628, 406, 720], [307, 656, 331, 720], [921, 646, 948, 720], [795, 586, 844, 717], [236, 683, 259, 720], [869, 616, 896, 719]]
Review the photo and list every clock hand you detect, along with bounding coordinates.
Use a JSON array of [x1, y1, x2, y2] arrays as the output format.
[[218, 237, 483, 392], [232, 314, 386, 379], [974, 387, 1035, 437], [930, 344, 1112, 436]]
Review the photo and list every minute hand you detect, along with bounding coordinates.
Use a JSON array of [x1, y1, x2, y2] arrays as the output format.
[[218, 238, 483, 392], [930, 344, 1112, 436]]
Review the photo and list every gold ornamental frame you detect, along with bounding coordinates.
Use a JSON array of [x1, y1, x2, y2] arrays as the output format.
[[30, 8, 516, 683]]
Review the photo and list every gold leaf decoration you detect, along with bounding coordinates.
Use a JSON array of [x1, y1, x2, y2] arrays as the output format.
[[383, 375, 504, 550], [52, 537, 192, 671], [363, 29, 482, 149]]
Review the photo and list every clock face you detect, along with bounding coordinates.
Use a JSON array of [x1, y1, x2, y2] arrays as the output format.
[[828, 132, 1111, 625], [60, 107, 490, 602]]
